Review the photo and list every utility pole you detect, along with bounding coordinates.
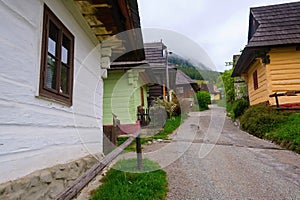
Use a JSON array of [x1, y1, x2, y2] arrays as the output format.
[[165, 48, 172, 101]]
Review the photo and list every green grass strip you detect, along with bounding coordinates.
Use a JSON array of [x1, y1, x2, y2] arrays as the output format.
[[90, 159, 168, 200]]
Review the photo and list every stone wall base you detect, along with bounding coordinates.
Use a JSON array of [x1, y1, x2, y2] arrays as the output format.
[[0, 155, 101, 200]]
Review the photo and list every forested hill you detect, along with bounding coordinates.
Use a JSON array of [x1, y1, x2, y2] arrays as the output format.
[[168, 54, 220, 84]]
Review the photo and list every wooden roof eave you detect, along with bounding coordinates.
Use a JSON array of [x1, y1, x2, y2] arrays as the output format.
[[232, 48, 256, 77], [109, 60, 148, 70], [62, 0, 100, 45], [65, 0, 144, 61]]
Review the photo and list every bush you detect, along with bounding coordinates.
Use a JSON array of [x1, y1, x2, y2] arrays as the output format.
[[156, 92, 180, 117], [240, 104, 287, 138], [265, 113, 300, 153], [196, 91, 211, 110], [232, 98, 249, 119]]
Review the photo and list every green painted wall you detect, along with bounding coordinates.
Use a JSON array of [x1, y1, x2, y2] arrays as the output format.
[[103, 70, 148, 125]]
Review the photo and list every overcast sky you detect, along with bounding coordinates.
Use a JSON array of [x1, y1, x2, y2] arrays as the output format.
[[137, 0, 300, 72]]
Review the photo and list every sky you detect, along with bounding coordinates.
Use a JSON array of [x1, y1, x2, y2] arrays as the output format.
[[137, 0, 300, 72]]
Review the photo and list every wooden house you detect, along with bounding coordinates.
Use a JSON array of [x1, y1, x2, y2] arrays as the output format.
[[144, 41, 177, 105], [201, 84, 221, 101], [232, 2, 300, 108], [102, 61, 151, 140], [0, 0, 143, 197], [102, 42, 178, 138], [175, 70, 199, 98]]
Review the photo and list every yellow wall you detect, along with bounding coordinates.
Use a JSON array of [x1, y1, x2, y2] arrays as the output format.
[[267, 46, 300, 105], [214, 93, 220, 101], [245, 59, 269, 105], [244, 46, 300, 106]]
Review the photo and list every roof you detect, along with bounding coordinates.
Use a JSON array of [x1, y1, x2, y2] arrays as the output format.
[[73, 0, 145, 61], [176, 70, 199, 92], [233, 1, 300, 76], [201, 84, 220, 94], [110, 60, 148, 70], [144, 42, 167, 65], [248, 1, 300, 47], [110, 41, 167, 70], [176, 70, 196, 85]]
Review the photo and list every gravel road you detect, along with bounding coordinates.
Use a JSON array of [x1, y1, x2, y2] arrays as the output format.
[[77, 105, 300, 199], [143, 105, 300, 199]]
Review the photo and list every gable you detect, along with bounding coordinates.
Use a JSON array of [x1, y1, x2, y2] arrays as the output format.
[[233, 1, 300, 77], [247, 1, 300, 47], [248, 13, 259, 43]]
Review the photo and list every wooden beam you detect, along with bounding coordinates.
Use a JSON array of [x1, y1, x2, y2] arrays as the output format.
[[90, 23, 114, 28], [56, 130, 140, 200], [101, 40, 123, 47], [95, 33, 115, 37], [90, 4, 111, 8]]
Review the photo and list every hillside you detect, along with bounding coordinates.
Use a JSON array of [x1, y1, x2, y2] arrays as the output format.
[[168, 54, 220, 84]]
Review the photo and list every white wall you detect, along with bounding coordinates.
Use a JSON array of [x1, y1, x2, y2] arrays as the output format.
[[0, 0, 104, 183]]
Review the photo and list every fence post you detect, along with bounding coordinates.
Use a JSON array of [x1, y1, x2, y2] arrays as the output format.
[[136, 120, 142, 171]]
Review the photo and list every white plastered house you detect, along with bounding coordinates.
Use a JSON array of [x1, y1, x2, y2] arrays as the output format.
[[0, 0, 144, 190]]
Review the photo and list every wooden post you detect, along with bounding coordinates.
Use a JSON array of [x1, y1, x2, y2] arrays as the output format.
[[275, 95, 279, 108], [136, 121, 142, 171], [136, 136, 142, 171]]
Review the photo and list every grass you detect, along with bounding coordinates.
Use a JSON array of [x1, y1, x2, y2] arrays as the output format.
[[90, 158, 168, 200], [216, 99, 226, 107], [239, 104, 300, 153], [117, 137, 150, 152], [216, 99, 235, 117], [265, 113, 300, 153], [151, 114, 187, 140], [117, 114, 187, 152]]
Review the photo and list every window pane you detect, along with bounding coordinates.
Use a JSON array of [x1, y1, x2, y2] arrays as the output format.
[[48, 38, 56, 55], [62, 35, 70, 64], [46, 56, 57, 89], [60, 64, 69, 94], [48, 22, 58, 56]]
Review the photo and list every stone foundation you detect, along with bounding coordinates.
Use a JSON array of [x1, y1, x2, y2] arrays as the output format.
[[0, 155, 101, 200]]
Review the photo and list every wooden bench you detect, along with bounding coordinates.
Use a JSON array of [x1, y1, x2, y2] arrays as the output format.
[[269, 90, 300, 110]]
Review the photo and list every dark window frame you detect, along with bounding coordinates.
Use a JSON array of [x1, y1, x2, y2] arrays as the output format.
[[39, 5, 74, 106], [253, 70, 258, 90]]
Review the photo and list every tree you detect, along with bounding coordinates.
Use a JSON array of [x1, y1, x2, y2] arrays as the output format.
[[216, 68, 234, 103]]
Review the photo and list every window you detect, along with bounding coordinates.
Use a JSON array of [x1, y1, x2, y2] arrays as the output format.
[[253, 70, 258, 90], [39, 5, 74, 106], [176, 87, 184, 94]]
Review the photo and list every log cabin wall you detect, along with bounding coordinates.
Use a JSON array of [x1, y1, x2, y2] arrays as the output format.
[[267, 46, 300, 105], [245, 59, 269, 105]]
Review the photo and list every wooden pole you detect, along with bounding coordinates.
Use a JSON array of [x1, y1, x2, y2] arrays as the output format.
[[136, 121, 142, 171], [136, 135, 142, 171]]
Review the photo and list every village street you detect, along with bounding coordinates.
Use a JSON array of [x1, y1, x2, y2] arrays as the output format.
[[137, 105, 300, 199], [75, 105, 300, 200]]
